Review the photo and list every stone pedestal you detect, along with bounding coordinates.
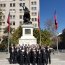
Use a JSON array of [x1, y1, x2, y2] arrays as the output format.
[[19, 24, 37, 46]]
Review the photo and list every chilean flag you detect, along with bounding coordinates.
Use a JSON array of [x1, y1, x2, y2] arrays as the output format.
[[7, 12, 10, 32], [54, 10, 58, 30]]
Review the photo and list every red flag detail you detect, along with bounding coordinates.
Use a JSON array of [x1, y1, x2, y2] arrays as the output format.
[[54, 11, 58, 30], [8, 24, 10, 32], [7, 12, 10, 32], [38, 12, 40, 31]]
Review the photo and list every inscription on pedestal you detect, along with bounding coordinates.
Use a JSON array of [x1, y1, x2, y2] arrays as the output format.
[[25, 29, 31, 34]]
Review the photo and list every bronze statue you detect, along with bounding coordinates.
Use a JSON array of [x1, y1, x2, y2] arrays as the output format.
[[22, 6, 31, 24]]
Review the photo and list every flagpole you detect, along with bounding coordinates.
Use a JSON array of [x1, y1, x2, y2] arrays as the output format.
[[8, 30, 9, 53], [7, 12, 10, 54], [54, 10, 58, 53], [8, 25, 10, 54], [56, 31, 58, 53], [40, 28, 41, 45], [38, 0, 41, 45]]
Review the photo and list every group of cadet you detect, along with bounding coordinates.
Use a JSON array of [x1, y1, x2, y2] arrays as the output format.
[[9, 44, 51, 65]]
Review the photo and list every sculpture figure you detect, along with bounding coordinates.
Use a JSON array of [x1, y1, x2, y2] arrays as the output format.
[[22, 6, 31, 24]]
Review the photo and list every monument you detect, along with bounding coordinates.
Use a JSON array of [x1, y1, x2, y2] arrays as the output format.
[[19, 6, 37, 46]]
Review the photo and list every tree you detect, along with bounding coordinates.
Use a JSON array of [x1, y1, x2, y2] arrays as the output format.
[[11, 26, 22, 44], [33, 29, 40, 44], [33, 29, 52, 46], [44, 19, 56, 35], [44, 19, 59, 46], [4, 26, 13, 34], [41, 29, 52, 46]]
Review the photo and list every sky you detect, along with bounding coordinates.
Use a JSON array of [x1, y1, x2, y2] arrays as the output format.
[[40, 0, 65, 33]]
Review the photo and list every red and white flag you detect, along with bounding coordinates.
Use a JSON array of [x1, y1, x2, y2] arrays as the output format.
[[54, 10, 58, 30]]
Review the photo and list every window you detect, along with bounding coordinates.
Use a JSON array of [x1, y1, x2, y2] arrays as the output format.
[[31, 2, 33, 5], [4, 4, 6, 7], [0, 16, 2, 19], [32, 18, 37, 21], [13, 3, 15, 7], [9, 9, 16, 13], [10, 3, 12, 7], [10, 15, 12, 19], [31, 7, 37, 10], [13, 9, 16, 12], [20, 21, 22, 25], [31, 1, 36, 5], [10, 9, 12, 11], [10, 22, 12, 25], [19, 9, 23, 12], [19, 3, 22, 7], [0, 38, 1, 41], [0, 4, 6, 7], [0, 22, 2, 25], [34, 1, 36, 5], [13, 21, 15, 25], [2, 10, 6, 13], [13, 15, 15, 19], [35, 24, 37, 27], [3, 15, 5, 19], [2, 22, 5, 25], [0, 4, 2, 7], [19, 15, 23, 19], [35, 18, 37, 21], [0, 28, 2, 30], [10, 15, 15, 19], [32, 12, 37, 16], [32, 18, 34, 21], [10, 3, 15, 7], [3, 28, 5, 30], [0, 9, 2, 11]]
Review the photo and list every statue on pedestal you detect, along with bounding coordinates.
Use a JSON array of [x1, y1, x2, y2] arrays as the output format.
[[22, 6, 32, 24], [19, 6, 37, 46]]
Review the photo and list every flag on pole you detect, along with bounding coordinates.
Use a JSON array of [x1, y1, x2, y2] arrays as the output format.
[[54, 10, 58, 30], [7, 12, 10, 54], [38, 12, 40, 31], [7, 12, 10, 32]]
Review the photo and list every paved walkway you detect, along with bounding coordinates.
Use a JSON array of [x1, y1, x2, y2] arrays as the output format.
[[0, 52, 65, 65], [0, 58, 65, 65]]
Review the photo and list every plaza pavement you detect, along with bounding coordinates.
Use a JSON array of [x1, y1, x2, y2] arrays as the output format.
[[0, 52, 65, 65]]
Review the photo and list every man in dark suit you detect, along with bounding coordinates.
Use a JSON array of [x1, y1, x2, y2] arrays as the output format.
[[37, 49, 42, 65], [45, 46, 51, 65], [32, 48, 37, 65], [47, 46, 51, 64], [24, 48, 30, 65], [9, 44, 14, 64], [29, 48, 33, 64], [13, 46, 17, 63], [19, 49, 25, 65]]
